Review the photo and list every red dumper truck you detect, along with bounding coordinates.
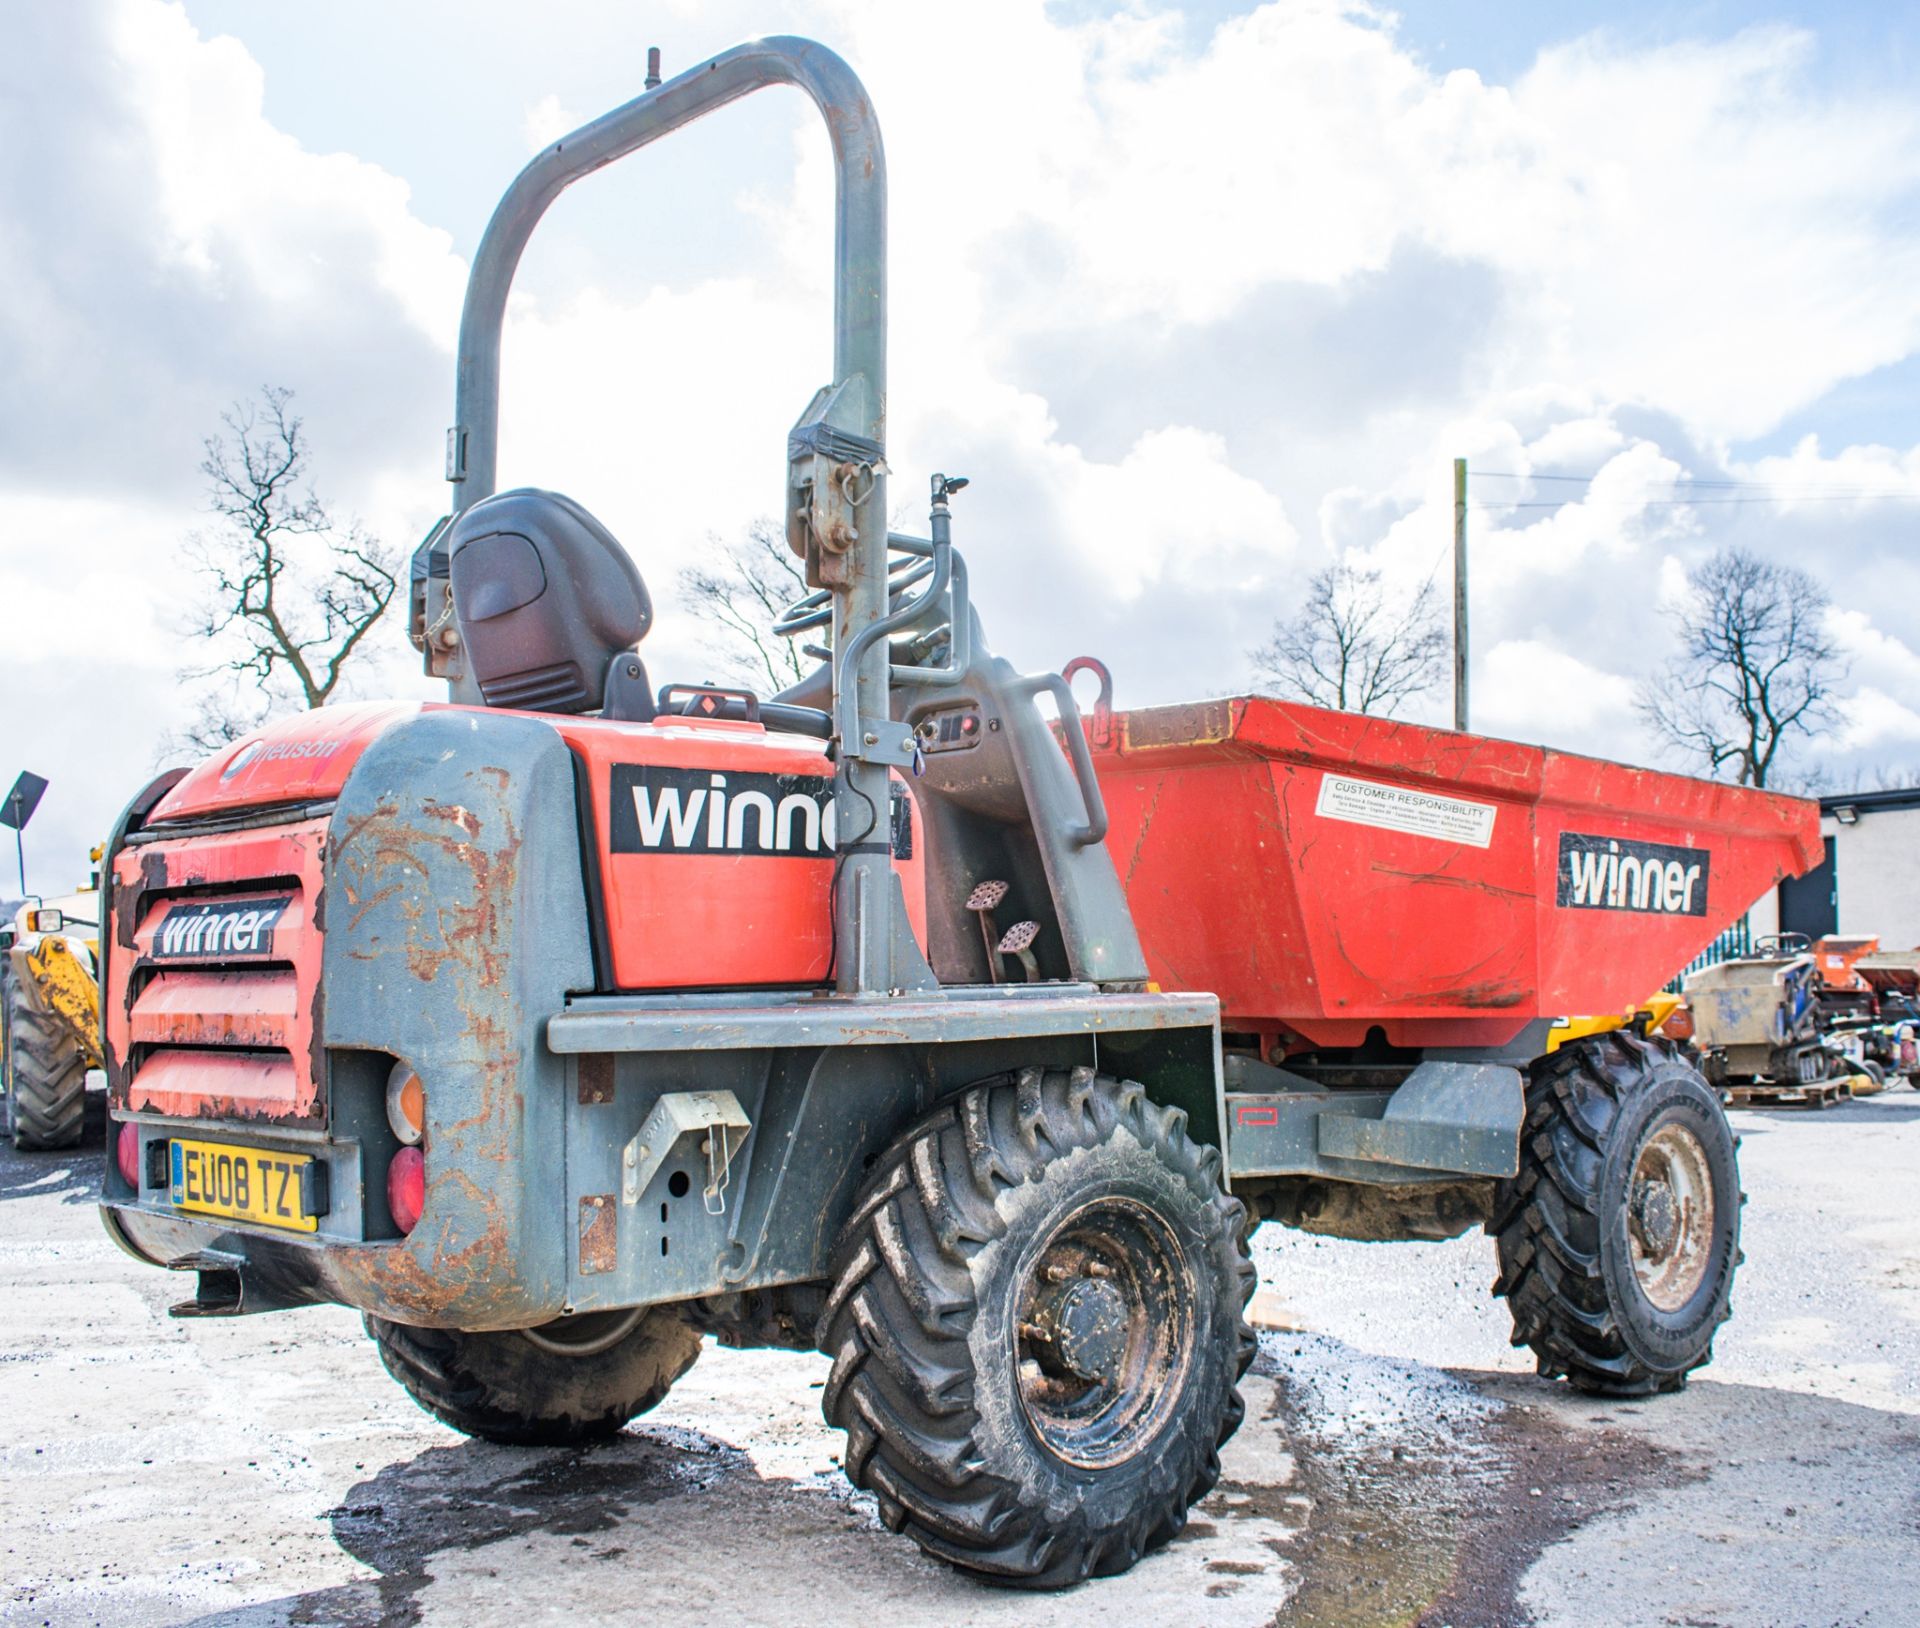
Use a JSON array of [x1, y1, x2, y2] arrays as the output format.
[[96, 37, 1820, 1589]]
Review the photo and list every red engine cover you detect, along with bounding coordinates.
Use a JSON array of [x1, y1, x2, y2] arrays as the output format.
[[152, 702, 424, 822], [558, 714, 926, 990], [145, 702, 926, 999]]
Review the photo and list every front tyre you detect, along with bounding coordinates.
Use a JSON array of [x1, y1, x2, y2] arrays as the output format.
[[819, 1066, 1256, 1589], [1493, 1031, 1740, 1396], [365, 1305, 703, 1446], [4, 965, 86, 1151]]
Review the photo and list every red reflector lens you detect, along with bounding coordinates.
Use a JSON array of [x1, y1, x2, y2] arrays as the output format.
[[387, 1146, 425, 1235], [116, 1122, 140, 1189]]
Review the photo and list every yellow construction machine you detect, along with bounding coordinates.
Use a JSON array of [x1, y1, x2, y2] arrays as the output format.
[[1546, 992, 1686, 1052], [1, 855, 104, 1150]]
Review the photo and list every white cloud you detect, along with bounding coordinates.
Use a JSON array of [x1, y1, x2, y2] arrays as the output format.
[[1508, 29, 1920, 440], [522, 93, 577, 152], [1827, 606, 1920, 693], [819, 4, 1920, 442], [1745, 436, 1920, 502], [12, 0, 1920, 890], [116, 2, 464, 346], [0, 0, 462, 888], [1654, 553, 1692, 615], [1836, 686, 1920, 752], [1477, 639, 1639, 749]]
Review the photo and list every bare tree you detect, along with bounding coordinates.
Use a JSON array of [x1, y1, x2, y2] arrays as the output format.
[[1636, 548, 1844, 788], [1819, 761, 1920, 796], [176, 388, 397, 750], [1250, 560, 1447, 716], [678, 519, 810, 693]]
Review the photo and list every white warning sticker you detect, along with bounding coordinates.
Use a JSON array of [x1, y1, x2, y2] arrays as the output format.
[[1314, 773, 1497, 848]]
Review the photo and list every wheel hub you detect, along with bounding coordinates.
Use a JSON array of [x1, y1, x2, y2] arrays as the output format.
[[1030, 1277, 1129, 1383], [1013, 1198, 1193, 1470], [1630, 1178, 1680, 1258], [1627, 1121, 1716, 1313]]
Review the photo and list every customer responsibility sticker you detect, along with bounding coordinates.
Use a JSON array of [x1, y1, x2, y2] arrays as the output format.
[[1314, 773, 1497, 848]]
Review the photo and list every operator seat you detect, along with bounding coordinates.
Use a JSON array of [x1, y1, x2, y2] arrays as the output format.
[[447, 488, 654, 717]]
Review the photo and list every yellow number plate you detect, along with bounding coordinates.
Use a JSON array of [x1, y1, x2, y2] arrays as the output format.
[[169, 1138, 318, 1233]]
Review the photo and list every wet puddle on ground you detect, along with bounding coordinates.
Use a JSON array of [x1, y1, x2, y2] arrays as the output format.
[[1190, 1330, 1675, 1628], [180, 1330, 1671, 1628]]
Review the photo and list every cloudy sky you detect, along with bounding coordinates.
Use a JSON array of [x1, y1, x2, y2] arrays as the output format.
[[5, 0, 1920, 892]]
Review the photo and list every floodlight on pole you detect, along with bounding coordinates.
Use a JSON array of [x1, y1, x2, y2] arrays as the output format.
[[1, 771, 50, 897]]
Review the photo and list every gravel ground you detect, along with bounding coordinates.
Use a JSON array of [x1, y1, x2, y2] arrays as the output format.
[[2, 1092, 1916, 1627]]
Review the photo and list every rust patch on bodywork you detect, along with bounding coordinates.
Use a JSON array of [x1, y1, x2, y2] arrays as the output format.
[[333, 793, 521, 991], [579, 1195, 616, 1275], [1122, 699, 1237, 752]]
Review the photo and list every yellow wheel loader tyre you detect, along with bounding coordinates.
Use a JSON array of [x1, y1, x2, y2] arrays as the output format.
[[3, 961, 86, 1151]]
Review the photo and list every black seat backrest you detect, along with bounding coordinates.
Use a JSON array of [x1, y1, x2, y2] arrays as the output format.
[[448, 488, 650, 714]]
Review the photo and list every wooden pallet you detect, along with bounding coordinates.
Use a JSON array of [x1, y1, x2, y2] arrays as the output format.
[[1723, 1079, 1853, 1110]]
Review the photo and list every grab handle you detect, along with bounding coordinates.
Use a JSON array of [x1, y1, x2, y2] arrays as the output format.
[[1022, 673, 1109, 848]]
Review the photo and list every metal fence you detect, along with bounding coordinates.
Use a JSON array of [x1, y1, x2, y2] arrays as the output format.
[[1665, 914, 1753, 991]]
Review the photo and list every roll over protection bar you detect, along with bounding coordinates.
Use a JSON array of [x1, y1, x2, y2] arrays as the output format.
[[443, 36, 909, 994], [446, 35, 886, 515]]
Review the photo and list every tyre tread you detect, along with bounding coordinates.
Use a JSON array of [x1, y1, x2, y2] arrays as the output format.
[[6, 974, 86, 1151], [819, 1067, 1255, 1588], [365, 1308, 701, 1447], [1493, 1032, 1734, 1396]]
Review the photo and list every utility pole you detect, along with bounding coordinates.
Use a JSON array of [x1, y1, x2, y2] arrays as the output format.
[[1452, 457, 1468, 731]]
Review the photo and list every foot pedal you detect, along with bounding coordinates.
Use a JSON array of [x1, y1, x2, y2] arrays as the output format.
[[997, 920, 1042, 981], [966, 880, 1010, 912], [966, 880, 1011, 983]]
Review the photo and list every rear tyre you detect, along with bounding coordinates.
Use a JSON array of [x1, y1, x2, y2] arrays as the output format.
[[1493, 1031, 1740, 1396], [4, 968, 86, 1151], [365, 1306, 703, 1446], [819, 1066, 1256, 1589]]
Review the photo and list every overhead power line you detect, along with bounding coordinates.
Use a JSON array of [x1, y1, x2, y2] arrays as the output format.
[[1476, 494, 1920, 510], [1468, 467, 1920, 505]]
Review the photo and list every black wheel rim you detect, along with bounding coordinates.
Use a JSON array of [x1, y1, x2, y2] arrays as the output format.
[[1013, 1196, 1194, 1470]]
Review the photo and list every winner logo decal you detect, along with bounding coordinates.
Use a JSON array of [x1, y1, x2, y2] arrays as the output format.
[[608, 767, 911, 860], [1556, 833, 1707, 917], [151, 897, 293, 959]]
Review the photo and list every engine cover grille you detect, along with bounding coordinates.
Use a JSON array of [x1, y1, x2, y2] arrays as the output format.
[[107, 817, 328, 1125]]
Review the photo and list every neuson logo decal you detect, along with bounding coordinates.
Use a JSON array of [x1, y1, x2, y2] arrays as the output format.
[[608, 766, 910, 859], [152, 896, 292, 959], [220, 737, 341, 781], [1556, 833, 1708, 917]]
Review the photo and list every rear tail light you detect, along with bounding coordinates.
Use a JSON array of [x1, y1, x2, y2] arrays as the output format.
[[388, 1147, 425, 1235], [385, 1063, 425, 1146], [115, 1122, 140, 1189]]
